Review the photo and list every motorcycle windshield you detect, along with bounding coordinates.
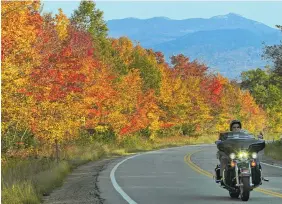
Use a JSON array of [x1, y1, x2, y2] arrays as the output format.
[[217, 131, 265, 154]]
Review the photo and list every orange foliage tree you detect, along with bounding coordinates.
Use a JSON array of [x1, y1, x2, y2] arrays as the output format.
[[1, 0, 42, 148], [28, 11, 93, 144]]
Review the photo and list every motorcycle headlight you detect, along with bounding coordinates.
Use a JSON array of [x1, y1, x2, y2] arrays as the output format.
[[252, 152, 258, 159], [238, 151, 248, 159], [230, 153, 236, 159]]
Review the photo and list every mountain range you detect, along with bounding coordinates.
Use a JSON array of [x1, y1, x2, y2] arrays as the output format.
[[106, 13, 281, 79]]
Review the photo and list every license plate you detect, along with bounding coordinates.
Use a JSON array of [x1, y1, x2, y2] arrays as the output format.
[[241, 169, 250, 173]]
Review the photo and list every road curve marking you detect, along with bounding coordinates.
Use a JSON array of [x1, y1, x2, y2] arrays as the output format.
[[110, 154, 139, 204], [109, 145, 220, 203], [184, 150, 282, 199], [184, 151, 213, 178], [109, 145, 205, 203]]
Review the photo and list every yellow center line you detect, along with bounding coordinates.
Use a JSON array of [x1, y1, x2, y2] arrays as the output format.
[[184, 149, 282, 199]]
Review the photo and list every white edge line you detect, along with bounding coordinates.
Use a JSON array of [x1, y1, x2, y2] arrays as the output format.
[[110, 154, 140, 204], [261, 162, 282, 169]]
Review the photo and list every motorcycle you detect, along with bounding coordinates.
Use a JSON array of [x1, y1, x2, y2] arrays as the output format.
[[214, 131, 267, 201]]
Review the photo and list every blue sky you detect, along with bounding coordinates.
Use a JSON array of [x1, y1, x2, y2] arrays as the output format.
[[42, 1, 282, 28]]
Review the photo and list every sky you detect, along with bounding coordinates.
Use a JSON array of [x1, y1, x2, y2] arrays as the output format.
[[41, 1, 282, 29]]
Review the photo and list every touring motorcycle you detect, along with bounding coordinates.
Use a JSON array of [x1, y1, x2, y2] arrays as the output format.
[[214, 131, 267, 201]]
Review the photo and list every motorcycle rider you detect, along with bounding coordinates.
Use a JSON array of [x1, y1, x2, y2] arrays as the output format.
[[230, 120, 242, 132], [215, 120, 242, 182]]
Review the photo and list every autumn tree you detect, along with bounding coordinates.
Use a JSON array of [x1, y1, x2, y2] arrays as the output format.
[[171, 54, 208, 79], [157, 54, 212, 135], [119, 90, 162, 141], [109, 37, 135, 75], [82, 61, 117, 131], [28, 10, 94, 144], [108, 69, 143, 136], [1, 0, 42, 149]]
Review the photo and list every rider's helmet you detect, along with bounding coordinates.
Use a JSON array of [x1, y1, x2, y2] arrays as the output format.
[[230, 120, 242, 131]]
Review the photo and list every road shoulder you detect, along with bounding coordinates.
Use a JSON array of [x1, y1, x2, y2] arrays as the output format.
[[260, 150, 282, 167], [43, 156, 121, 204]]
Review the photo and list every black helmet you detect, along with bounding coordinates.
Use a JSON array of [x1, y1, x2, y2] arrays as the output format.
[[230, 120, 242, 131]]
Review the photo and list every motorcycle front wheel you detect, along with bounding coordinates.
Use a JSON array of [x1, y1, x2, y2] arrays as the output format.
[[240, 177, 250, 201]]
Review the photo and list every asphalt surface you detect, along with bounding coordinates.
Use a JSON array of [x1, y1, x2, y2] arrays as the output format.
[[99, 145, 282, 204]]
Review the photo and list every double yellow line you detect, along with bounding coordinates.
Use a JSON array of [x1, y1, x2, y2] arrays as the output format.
[[184, 150, 213, 178], [184, 149, 282, 199]]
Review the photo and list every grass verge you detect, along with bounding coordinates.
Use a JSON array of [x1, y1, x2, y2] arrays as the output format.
[[1, 134, 217, 204], [264, 140, 282, 161]]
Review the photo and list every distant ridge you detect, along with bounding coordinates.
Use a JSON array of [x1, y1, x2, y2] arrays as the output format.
[[106, 13, 281, 78]]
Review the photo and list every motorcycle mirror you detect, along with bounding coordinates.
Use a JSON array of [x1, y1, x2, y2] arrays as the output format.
[[215, 140, 221, 145]]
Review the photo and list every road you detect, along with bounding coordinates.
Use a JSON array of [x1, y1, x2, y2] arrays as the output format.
[[99, 145, 282, 204], [44, 144, 282, 204]]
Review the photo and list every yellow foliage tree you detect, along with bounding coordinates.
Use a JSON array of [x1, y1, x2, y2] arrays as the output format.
[[55, 8, 69, 41], [1, 1, 42, 148]]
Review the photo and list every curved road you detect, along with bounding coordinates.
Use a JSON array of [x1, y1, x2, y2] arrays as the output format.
[[99, 145, 282, 204]]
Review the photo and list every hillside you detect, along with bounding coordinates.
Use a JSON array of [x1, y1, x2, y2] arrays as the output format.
[[107, 13, 281, 78]]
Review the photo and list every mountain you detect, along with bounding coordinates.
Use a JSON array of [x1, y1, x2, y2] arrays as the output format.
[[106, 13, 281, 79]]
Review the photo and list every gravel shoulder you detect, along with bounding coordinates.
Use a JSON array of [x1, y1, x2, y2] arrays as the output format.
[[43, 156, 121, 204]]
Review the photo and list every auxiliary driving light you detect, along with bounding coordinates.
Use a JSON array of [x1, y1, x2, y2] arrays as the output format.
[[230, 153, 236, 159], [252, 152, 258, 159]]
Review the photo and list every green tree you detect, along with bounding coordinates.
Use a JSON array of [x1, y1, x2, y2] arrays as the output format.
[[71, 1, 129, 78], [129, 46, 162, 94], [71, 0, 109, 58], [71, 0, 108, 39], [241, 68, 282, 108], [241, 68, 269, 92], [263, 25, 282, 86], [241, 68, 270, 107]]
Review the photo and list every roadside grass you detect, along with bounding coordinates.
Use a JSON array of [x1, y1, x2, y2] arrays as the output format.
[[1, 134, 217, 204], [264, 140, 282, 160], [1, 143, 115, 204]]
